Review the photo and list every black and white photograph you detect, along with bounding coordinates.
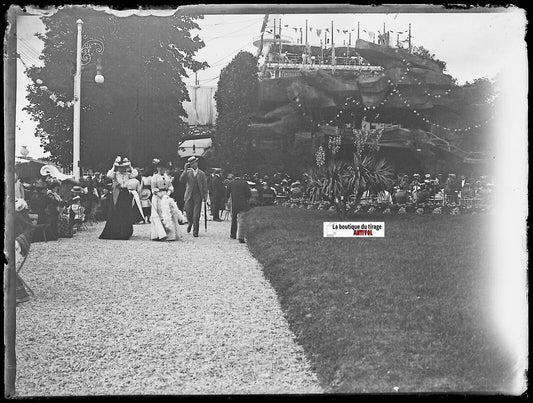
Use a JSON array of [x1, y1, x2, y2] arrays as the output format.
[[4, 4, 528, 396]]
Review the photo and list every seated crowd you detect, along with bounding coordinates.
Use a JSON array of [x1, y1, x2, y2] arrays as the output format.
[[216, 170, 495, 209], [14, 170, 121, 243]]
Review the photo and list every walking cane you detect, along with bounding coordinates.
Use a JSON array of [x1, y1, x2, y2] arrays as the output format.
[[204, 200, 208, 232]]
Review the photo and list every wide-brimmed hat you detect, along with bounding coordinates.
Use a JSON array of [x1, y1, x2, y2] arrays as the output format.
[[71, 185, 83, 193], [72, 195, 80, 201], [114, 156, 131, 167], [15, 198, 28, 212], [187, 156, 199, 163]]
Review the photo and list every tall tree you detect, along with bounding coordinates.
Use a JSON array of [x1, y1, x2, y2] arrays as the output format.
[[214, 51, 258, 173], [24, 7, 207, 171]]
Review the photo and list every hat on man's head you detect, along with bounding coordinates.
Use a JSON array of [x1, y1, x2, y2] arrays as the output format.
[[425, 174, 431, 178], [72, 195, 80, 201], [152, 158, 163, 167], [188, 156, 199, 163], [114, 156, 131, 167], [71, 185, 83, 193]]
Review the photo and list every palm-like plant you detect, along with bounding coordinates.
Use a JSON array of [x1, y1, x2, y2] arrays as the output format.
[[307, 153, 394, 218], [346, 154, 394, 213], [308, 161, 352, 214]]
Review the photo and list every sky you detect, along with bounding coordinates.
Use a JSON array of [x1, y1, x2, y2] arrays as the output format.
[[15, 6, 526, 159]]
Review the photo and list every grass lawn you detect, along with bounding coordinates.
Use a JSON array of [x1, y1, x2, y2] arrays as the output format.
[[245, 206, 515, 393]]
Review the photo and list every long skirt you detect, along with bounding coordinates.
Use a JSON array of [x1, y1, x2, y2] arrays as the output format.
[[129, 190, 145, 224], [150, 192, 186, 241], [99, 189, 134, 240]]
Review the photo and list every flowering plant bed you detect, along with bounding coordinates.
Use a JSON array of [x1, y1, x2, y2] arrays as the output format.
[[275, 197, 490, 216]]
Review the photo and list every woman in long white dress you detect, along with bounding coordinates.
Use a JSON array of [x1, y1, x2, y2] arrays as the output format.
[[150, 160, 186, 241]]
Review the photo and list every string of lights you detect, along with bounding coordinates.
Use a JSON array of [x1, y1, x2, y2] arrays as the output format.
[[292, 56, 491, 133]]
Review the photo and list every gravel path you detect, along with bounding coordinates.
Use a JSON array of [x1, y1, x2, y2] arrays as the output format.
[[14, 220, 322, 396]]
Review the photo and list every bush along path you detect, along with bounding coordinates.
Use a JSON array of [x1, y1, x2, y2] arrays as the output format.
[[15, 221, 322, 396]]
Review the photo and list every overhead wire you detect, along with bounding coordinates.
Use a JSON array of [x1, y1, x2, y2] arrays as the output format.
[[19, 38, 43, 59], [199, 19, 263, 41], [198, 16, 264, 28]]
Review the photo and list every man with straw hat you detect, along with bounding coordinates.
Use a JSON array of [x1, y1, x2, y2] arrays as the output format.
[[179, 156, 208, 237]]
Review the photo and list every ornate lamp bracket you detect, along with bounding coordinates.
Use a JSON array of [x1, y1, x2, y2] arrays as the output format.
[[81, 39, 104, 66]]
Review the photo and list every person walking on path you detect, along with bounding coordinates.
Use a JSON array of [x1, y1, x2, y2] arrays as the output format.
[[180, 156, 208, 238], [150, 160, 186, 241], [99, 156, 137, 240], [226, 173, 252, 243], [209, 168, 225, 222]]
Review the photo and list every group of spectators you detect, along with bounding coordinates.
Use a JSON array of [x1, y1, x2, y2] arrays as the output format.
[[385, 173, 495, 206], [214, 170, 495, 208], [14, 170, 118, 243]]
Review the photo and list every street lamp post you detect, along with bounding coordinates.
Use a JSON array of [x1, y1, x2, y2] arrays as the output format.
[[73, 19, 104, 181], [73, 19, 82, 181]]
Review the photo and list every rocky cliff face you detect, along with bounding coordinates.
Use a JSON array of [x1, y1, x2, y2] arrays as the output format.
[[248, 39, 494, 175]]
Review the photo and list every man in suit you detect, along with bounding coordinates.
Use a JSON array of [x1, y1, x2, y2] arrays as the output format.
[[225, 173, 252, 243], [209, 168, 225, 222], [179, 156, 208, 237]]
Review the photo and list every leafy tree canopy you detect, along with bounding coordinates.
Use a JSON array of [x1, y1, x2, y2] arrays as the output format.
[[24, 6, 208, 170], [213, 51, 259, 173]]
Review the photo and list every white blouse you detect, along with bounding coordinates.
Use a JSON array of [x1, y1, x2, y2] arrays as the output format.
[[107, 168, 138, 190]]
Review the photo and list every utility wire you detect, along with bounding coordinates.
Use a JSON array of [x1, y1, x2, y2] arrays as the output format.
[[18, 44, 41, 64], [200, 19, 263, 41], [19, 38, 42, 59], [199, 16, 264, 28], [207, 38, 254, 67]]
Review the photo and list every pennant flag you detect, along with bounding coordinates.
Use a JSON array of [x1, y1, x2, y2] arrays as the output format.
[[316, 29, 322, 36], [325, 28, 329, 32], [293, 27, 298, 32], [336, 29, 340, 33], [309, 27, 313, 31], [343, 30, 348, 34], [284, 24, 289, 27]]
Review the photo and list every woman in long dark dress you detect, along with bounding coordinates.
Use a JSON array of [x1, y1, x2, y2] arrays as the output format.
[[99, 156, 138, 240], [28, 179, 61, 242]]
